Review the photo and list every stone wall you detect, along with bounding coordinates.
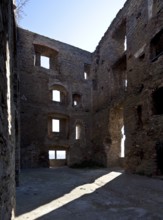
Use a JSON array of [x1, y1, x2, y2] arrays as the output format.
[[0, 0, 18, 218], [91, 0, 163, 175], [17, 28, 92, 168], [18, 0, 163, 176]]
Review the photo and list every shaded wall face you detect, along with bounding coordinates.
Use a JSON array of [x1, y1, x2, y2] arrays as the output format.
[[0, 0, 18, 218], [91, 0, 163, 175], [124, 0, 163, 175], [18, 29, 92, 168]]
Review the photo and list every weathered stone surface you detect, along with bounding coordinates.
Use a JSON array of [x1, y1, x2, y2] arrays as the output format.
[[91, 0, 163, 175], [17, 29, 92, 168], [1, 0, 163, 218], [17, 0, 163, 176], [0, 0, 19, 219]]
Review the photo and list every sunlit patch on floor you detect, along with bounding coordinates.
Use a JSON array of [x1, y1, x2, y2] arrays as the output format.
[[16, 171, 122, 220]]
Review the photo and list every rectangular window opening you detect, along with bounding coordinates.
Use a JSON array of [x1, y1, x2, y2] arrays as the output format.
[[75, 125, 81, 140], [48, 150, 66, 160], [41, 55, 50, 69], [52, 119, 60, 132], [84, 72, 88, 80], [48, 150, 55, 159], [52, 90, 61, 102], [56, 150, 66, 159]]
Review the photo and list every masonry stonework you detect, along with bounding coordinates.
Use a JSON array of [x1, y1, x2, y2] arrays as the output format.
[[17, 0, 163, 176], [0, 0, 19, 219], [17, 29, 92, 168], [91, 0, 163, 175], [1, 0, 163, 218]]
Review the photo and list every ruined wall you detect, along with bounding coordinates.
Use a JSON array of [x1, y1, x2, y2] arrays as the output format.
[[17, 28, 92, 168], [18, 0, 163, 175], [91, 4, 128, 167], [91, 0, 163, 175], [0, 0, 18, 218], [124, 0, 163, 175]]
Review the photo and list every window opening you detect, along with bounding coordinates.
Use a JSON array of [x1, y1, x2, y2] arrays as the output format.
[[75, 124, 81, 140], [40, 55, 50, 69], [52, 119, 60, 132], [84, 63, 91, 80], [56, 150, 66, 159], [84, 72, 88, 80], [152, 87, 163, 115], [151, 29, 163, 62], [73, 94, 81, 107], [74, 100, 77, 106], [124, 35, 127, 51], [49, 150, 66, 160], [125, 79, 128, 90], [113, 20, 126, 55], [120, 126, 125, 158], [52, 90, 60, 102], [48, 150, 55, 159]]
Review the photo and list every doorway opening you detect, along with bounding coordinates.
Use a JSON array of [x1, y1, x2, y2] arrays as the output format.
[[107, 105, 125, 167]]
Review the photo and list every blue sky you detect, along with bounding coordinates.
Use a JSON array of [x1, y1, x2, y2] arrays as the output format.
[[19, 0, 127, 52]]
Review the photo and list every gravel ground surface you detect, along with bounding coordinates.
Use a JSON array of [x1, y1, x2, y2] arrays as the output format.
[[16, 167, 163, 220]]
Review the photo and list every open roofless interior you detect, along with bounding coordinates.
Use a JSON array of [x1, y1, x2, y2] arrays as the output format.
[[1, 0, 163, 219]]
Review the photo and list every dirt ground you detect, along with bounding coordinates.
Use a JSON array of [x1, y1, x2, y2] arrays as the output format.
[[15, 167, 163, 220]]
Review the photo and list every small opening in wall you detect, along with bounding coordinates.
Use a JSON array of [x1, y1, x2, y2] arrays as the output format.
[[152, 87, 163, 115], [73, 94, 81, 107], [52, 119, 60, 132], [120, 126, 125, 158], [124, 35, 127, 51], [49, 150, 55, 159], [56, 150, 66, 159], [150, 29, 163, 62], [52, 90, 60, 102], [84, 72, 88, 80], [124, 79, 128, 90], [75, 124, 81, 140], [74, 100, 77, 106], [41, 55, 50, 69]]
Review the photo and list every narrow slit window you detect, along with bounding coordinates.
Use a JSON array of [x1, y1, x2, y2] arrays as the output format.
[[84, 72, 88, 80], [120, 126, 125, 158], [41, 55, 50, 69], [52, 119, 60, 132], [52, 90, 60, 102], [75, 124, 81, 140], [124, 35, 127, 51]]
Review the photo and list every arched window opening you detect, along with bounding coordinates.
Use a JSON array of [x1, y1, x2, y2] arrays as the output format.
[[52, 90, 61, 102]]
